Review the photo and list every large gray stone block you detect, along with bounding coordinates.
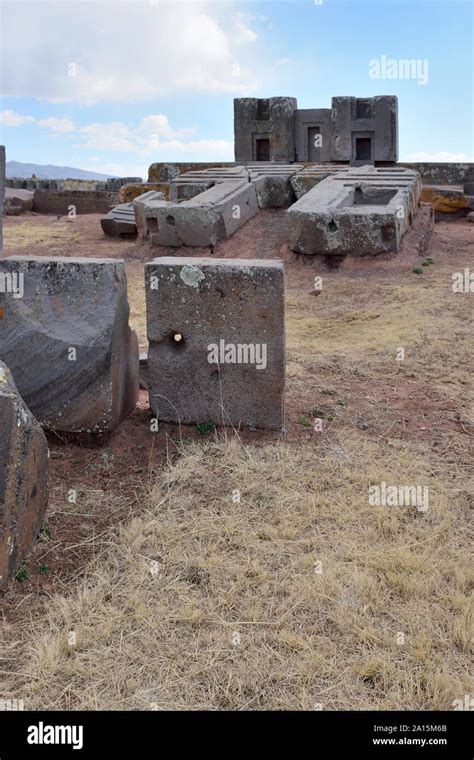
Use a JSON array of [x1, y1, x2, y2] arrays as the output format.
[[135, 180, 258, 247], [0, 361, 48, 590], [145, 257, 285, 429], [0, 257, 139, 434], [287, 166, 421, 256], [101, 202, 138, 238]]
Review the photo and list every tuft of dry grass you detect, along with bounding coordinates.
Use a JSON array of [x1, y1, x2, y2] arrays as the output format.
[[2, 433, 472, 711], [3, 221, 80, 251]]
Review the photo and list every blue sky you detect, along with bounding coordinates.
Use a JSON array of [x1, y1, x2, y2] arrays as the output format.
[[1, 0, 472, 178]]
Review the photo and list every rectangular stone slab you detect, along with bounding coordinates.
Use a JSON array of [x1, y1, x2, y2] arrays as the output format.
[[145, 257, 285, 429], [0, 361, 48, 590], [0, 257, 139, 434]]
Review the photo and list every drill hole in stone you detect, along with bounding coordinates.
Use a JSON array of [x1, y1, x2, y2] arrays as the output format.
[[328, 220, 338, 232], [166, 215, 176, 226], [169, 332, 185, 349]]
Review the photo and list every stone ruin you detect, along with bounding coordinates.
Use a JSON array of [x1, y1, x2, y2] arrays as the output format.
[[133, 162, 423, 257], [1, 91, 473, 587], [234, 95, 398, 164]]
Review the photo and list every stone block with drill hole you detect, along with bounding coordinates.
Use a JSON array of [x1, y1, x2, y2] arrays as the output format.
[[145, 257, 285, 429], [0, 361, 48, 590], [287, 166, 421, 256], [135, 180, 258, 247], [0, 257, 139, 434]]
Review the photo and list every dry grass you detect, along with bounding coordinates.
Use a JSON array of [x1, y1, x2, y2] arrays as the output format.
[[3, 220, 80, 252], [2, 433, 472, 710], [0, 219, 472, 711]]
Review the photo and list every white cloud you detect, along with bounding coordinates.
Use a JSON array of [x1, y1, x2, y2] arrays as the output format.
[[233, 13, 258, 44], [0, 110, 75, 133], [37, 117, 75, 133], [137, 115, 196, 140], [1, 1, 265, 104], [79, 122, 135, 152], [403, 151, 474, 162], [0, 109, 35, 127], [75, 114, 233, 160]]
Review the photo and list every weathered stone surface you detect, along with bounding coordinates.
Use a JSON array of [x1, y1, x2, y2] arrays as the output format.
[[148, 162, 233, 183], [135, 180, 258, 247], [145, 257, 285, 429], [101, 202, 138, 238], [247, 164, 303, 208], [106, 177, 142, 191], [32, 189, 118, 215], [119, 182, 169, 203], [295, 109, 332, 162], [420, 186, 470, 213], [234, 97, 297, 162], [169, 168, 248, 203], [290, 165, 348, 199], [287, 166, 421, 256], [399, 163, 474, 186], [0, 361, 48, 591], [331, 96, 398, 164], [0, 257, 139, 434]]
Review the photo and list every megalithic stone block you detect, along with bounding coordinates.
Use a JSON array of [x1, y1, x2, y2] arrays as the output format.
[[135, 180, 258, 247], [145, 257, 285, 430], [0, 257, 139, 434], [0, 361, 48, 591]]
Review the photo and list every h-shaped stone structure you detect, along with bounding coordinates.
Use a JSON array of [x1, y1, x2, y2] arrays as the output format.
[[234, 95, 398, 165]]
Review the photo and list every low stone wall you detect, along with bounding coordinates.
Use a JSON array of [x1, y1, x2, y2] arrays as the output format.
[[148, 160, 474, 187], [33, 189, 118, 215], [399, 163, 474, 185], [6, 177, 142, 192]]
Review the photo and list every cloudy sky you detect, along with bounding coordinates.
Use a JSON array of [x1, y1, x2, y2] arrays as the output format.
[[0, 0, 472, 178]]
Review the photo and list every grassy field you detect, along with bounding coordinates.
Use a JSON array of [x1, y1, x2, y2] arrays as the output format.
[[0, 214, 472, 711]]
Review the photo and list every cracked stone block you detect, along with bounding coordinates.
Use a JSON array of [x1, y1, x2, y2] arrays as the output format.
[[0, 361, 48, 591], [0, 257, 139, 434], [135, 180, 258, 247], [287, 166, 421, 256], [145, 257, 285, 429]]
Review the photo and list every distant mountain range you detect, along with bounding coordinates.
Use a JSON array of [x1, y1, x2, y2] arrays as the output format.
[[6, 161, 118, 180]]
